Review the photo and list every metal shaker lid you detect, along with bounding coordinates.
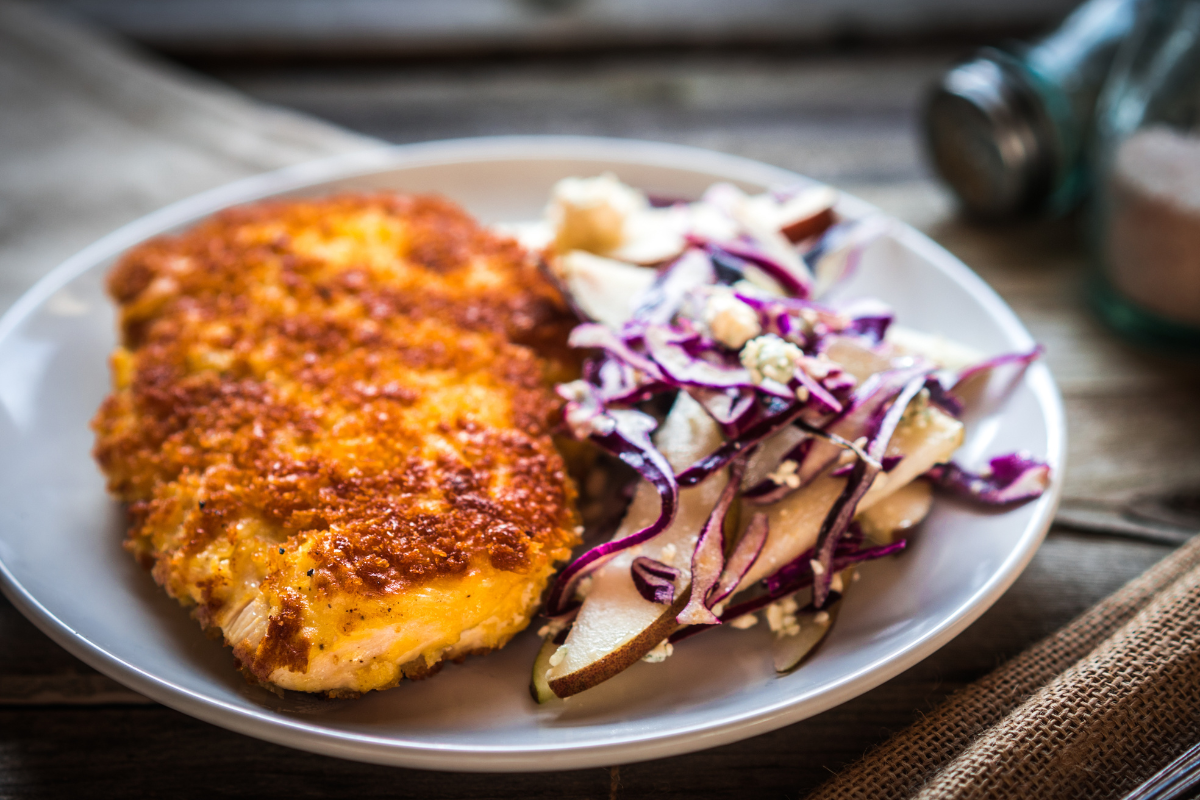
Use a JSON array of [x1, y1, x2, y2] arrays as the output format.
[[925, 54, 1057, 220]]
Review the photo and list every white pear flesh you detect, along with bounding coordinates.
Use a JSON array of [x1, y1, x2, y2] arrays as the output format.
[[547, 392, 727, 697], [557, 250, 657, 330], [858, 479, 934, 544], [738, 405, 963, 589], [885, 324, 985, 371]]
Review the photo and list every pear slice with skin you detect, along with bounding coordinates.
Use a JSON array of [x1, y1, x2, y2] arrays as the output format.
[[772, 596, 841, 673], [556, 250, 657, 330], [546, 391, 963, 699], [737, 403, 963, 590], [546, 392, 726, 698], [858, 479, 934, 544], [530, 626, 570, 704]]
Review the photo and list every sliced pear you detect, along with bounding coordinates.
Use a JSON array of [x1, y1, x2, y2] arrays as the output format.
[[885, 324, 985, 371], [556, 250, 657, 330], [544, 380, 962, 698], [822, 336, 895, 383], [546, 392, 727, 698], [739, 404, 963, 589], [609, 206, 689, 265], [858, 479, 934, 544], [530, 626, 570, 704], [772, 599, 840, 673]]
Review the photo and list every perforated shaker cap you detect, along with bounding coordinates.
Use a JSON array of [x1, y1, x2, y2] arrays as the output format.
[[925, 56, 1056, 220]]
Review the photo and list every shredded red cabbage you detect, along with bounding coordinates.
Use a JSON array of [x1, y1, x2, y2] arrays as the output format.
[[642, 324, 763, 391], [811, 374, 927, 608], [685, 386, 757, 429], [569, 323, 665, 383], [840, 298, 894, 345], [708, 512, 769, 608], [670, 540, 905, 643], [677, 458, 747, 625], [675, 400, 808, 487], [630, 248, 715, 326], [925, 453, 1051, 507], [923, 372, 965, 417], [630, 557, 680, 605], [543, 407, 680, 616], [953, 345, 1044, 391], [743, 367, 925, 505], [691, 237, 811, 298]]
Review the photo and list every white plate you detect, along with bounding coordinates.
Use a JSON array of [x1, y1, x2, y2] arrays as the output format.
[[0, 136, 1063, 772]]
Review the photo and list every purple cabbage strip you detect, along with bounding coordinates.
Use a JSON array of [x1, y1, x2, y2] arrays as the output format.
[[953, 345, 1045, 391], [811, 374, 927, 608], [925, 453, 1051, 507], [685, 386, 757, 429], [765, 525, 889, 595], [924, 372, 965, 418], [733, 290, 849, 336], [643, 324, 758, 390], [676, 458, 747, 626], [764, 538, 907, 596], [708, 512, 770, 609], [743, 367, 925, 505], [793, 369, 844, 415], [543, 408, 680, 617], [630, 248, 715, 326], [569, 323, 665, 382], [631, 557, 681, 605], [840, 298, 894, 345], [690, 237, 811, 299], [590, 356, 671, 405], [675, 399, 808, 488], [670, 539, 906, 643]]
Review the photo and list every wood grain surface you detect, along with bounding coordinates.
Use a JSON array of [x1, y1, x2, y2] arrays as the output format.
[[3, 3, 1199, 798]]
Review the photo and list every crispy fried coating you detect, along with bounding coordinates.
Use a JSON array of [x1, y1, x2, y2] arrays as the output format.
[[91, 194, 581, 694]]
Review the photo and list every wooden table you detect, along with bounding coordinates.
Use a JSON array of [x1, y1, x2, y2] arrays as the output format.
[[4, 10, 1200, 797]]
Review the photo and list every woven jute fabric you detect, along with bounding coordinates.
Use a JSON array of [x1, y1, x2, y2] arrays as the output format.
[[808, 533, 1200, 800]]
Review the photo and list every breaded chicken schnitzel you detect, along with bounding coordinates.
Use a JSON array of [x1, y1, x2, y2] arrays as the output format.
[[92, 193, 581, 696]]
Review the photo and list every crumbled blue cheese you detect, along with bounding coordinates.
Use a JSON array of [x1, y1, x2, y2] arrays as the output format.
[[765, 596, 801, 638], [767, 459, 801, 489], [729, 613, 759, 630], [703, 289, 761, 350], [740, 334, 803, 385], [642, 640, 674, 663], [658, 542, 678, 566]]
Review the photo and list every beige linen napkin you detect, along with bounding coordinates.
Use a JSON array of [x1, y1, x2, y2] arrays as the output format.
[[808, 532, 1200, 800]]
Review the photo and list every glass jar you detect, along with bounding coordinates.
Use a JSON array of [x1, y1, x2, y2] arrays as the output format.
[[925, 0, 1140, 220], [1090, 0, 1200, 348]]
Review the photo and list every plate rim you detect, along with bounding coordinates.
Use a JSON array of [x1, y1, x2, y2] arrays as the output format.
[[0, 135, 1065, 772]]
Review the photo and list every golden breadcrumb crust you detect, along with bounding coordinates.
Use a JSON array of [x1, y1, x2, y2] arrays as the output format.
[[91, 193, 580, 692]]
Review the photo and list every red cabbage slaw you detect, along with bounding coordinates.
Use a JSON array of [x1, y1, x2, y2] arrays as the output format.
[[542, 177, 1052, 632]]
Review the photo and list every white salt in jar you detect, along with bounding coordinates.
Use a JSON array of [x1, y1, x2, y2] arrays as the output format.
[[1090, 0, 1200, 348]]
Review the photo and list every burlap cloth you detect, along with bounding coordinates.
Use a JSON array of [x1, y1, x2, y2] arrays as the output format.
[[808, 532, 1200, 800]]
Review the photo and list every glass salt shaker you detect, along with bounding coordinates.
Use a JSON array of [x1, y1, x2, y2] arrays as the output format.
[[1090, 0, 1200, 348], [925, 0, 1140, 219]]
